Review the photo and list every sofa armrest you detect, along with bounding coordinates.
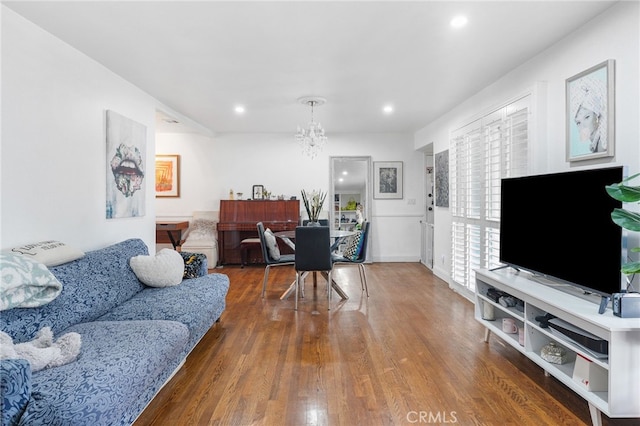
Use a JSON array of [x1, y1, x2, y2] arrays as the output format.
[[1, 359, 31, 426]]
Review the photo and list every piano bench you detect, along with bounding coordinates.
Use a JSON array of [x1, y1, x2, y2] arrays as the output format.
[[240, 238, 261, 267]]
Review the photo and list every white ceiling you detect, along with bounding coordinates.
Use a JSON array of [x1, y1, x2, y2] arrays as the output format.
[[4, 1, 617, 135]]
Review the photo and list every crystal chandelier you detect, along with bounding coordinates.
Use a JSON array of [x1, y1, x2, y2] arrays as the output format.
[[295, 97, 327, 159]]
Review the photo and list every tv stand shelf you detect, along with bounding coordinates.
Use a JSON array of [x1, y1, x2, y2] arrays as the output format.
[[474, 268, 640, 426]]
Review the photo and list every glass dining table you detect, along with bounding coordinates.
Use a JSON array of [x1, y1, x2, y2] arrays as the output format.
[[273, 229, 356, 301]]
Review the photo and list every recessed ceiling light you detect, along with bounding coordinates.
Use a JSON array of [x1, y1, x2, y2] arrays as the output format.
[[450, 15, 468, 28], [342, 171, 348, 175], [383, 105, 394, 114], [234, 105, 245, 114]]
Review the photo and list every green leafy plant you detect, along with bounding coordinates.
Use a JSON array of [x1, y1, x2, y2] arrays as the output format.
[[605, 172, 640, 275], [301, 189, 326, 223]]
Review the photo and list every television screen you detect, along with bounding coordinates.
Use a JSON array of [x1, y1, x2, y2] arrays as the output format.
[[499, 166, 624, 296]]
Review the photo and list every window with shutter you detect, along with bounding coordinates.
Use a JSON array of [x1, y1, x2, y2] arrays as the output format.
[[450, 95, 530, 293]]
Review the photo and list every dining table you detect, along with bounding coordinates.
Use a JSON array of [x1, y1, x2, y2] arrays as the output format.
[[273, 229, 356, 301]]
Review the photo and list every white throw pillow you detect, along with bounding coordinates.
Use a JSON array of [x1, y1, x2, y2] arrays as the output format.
[[129, 249, 184, 287], [263, 228, 281, 260], [185, 219, 216, 241], [10, 240, 85, 267]]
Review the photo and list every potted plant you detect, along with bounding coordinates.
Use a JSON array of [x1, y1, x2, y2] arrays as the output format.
[[301, 189, 326, 225], [606, 172, 640, 275]]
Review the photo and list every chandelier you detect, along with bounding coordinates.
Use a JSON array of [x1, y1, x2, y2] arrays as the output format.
[[295, 97, 327, 159]]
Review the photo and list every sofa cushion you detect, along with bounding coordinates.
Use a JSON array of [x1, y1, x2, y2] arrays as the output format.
[[20, 320, 189, 426], [9, 240, 85, 267], [0, 359, 31, 426], [0, 239, 148, 343], [0, 253, 62, 311], [98, 273, 229, 350], [130, 249, 184, 287], [180, 252, 208, 278]]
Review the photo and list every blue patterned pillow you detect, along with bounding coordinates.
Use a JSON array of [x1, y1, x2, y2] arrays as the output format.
[[0, 359, 31, 426]]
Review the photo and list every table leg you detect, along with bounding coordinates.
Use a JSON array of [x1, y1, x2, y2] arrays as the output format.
[[321, 272, 349, 300], [166, 231, 178, 250]]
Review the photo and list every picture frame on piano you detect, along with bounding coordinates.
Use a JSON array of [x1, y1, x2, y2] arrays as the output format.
[[252, 185, 264, 200]]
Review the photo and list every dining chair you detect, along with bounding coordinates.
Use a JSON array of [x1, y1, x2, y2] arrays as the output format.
[[331, 221, 370, 297], [294, 226, 333, 310], [257, 222, 295, 298], [302, 219, 329, 226]]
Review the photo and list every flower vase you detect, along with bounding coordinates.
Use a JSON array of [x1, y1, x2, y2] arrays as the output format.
[[306, 221, 321, 227]]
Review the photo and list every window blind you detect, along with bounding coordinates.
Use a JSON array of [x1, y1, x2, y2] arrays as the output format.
[[450, 95, 530, 292]]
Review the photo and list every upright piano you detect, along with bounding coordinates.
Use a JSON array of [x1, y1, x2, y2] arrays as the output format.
[[217, 200, 300, 265]]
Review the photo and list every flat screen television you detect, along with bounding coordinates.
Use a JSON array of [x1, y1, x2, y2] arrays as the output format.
[[499, 166, 625, 299]]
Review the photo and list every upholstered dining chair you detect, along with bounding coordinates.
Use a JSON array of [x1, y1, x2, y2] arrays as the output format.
[[257, 222, 295, 298], [302, 219, 329, 226], [294, 226, 333, 310], [331, 221, 370, 297]]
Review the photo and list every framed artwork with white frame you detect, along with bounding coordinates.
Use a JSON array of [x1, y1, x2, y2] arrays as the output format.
[[374, 161, 403, 199], [566, 59, 615, 162]]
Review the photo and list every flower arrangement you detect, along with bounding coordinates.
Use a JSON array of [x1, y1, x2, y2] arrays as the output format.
[[301, 189, 326, 223]]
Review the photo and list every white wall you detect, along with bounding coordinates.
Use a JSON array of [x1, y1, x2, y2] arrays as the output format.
[[156, 132, 425, 262], [415, 2, 640, 284], [1, 7, 161, 251]]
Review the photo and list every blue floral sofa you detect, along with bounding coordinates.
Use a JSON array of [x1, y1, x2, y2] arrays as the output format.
[[0, 238, 229, 425]]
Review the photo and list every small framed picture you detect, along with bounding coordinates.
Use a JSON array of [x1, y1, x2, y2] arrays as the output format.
[[155, 154, 180, 197], [566, 59, 615, 162], [374, 161, 403, 199], [252, 185, 264, 200]]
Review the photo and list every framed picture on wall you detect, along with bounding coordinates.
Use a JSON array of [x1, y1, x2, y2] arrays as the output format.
[[374, 161, 403, 199], [155, 154, 180, 197], [566, 59, 615, 162]]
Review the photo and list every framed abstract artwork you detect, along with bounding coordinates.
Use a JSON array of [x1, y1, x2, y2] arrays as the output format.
[[155, 154, 180, 197], [566, 59, 615, 162], [374, 161, 403, 199], [435, 150, 449, 207], [105, 110, 147, 218]]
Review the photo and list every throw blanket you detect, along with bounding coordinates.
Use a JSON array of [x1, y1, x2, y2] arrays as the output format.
[[0, 253, 62, 311]]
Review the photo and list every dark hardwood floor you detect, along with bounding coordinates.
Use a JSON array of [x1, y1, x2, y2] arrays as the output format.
[[134, 263, 635, 426]]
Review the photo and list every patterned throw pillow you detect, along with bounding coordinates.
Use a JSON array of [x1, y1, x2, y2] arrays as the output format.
[[0, 253, 63, 311], [180, 252, 207, 279], [343, 230, 363, 261]]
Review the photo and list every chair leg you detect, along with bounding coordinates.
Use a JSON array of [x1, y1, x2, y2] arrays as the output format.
[[327, 270, 332, 310], [294, 272, 300, 311], [261, 265, 271, 298], [359, 264, 369, 297]]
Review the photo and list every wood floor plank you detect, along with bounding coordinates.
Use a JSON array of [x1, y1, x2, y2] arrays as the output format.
[[134, 263, 636, 426]]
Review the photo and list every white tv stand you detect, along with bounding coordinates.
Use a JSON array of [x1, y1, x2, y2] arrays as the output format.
[[474, 268, 640, 426]]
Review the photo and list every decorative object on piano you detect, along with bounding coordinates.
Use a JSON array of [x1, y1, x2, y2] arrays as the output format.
[[155, 154, 180, 198], [236, 192, 243, 200], [301, 189, 327, 225], [252, 185, 264, 200], [295, 96, 327, 159]]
